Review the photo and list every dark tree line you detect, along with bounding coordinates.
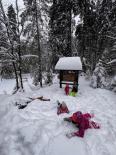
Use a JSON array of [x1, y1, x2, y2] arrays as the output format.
[[49, 0, 116, 68], [49, 0, 116, 90]]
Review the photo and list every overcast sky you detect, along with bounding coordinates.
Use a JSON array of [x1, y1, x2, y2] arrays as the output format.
[[3, 0, 24, 10], [2, 0, 80, 26]]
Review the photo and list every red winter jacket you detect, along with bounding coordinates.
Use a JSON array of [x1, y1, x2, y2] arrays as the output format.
[[69, 112, 100, 137], [64, 84, 69, 95]]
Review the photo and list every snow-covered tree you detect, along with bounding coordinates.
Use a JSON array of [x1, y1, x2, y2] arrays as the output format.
[[22, 0, 51, 87], [90, 60, 107, 88], [0, 0, 24, 91], [7, 4, 17, 41], [49, 0, 81, 59], [75, 0, 116, 71], [110, 75, 116, 92]]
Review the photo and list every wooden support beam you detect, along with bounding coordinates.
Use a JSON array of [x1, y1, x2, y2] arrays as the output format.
[[60, 70, 63, 88]]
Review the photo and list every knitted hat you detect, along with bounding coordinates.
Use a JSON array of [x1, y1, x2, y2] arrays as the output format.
[[61, 101, 67, 108]]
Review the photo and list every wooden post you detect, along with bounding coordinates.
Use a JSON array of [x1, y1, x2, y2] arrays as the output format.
[[75, 71, 79, 92], [60, 70, 63, 88]]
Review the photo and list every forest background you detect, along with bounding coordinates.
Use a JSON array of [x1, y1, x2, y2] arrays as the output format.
[[0, 0, 116, 93]]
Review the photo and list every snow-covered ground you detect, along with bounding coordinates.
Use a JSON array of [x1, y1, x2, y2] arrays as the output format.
[[0, 75, 116, 155]]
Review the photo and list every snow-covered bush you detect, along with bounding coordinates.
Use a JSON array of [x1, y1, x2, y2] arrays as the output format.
[[82, 57, 90, 73], [90, 60, 107, 88], [45, 70, 53, 85], [110, 75, 116, 92], [32, 67, 41, 86], [85, 69, 91, 80], [0, 63, 14, 79], [81, 57, 91, 79], [41, 70, 53, 85]]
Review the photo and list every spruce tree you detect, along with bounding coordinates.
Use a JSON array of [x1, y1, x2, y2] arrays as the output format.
[[7, 5, 17, 40], [49, 0, 81, 58], [75, 0, 115, 72], [22, 0, 51, 87], [7, 2, 24, 91], [0, 1, 22, 91]]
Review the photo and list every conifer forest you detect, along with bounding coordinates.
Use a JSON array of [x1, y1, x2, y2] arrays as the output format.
[[0, 0, 116, 92]]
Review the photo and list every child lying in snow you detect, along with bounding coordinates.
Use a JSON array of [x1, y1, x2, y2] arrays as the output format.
[[28, 96, 50, 101], [57, 101, 69, 115], [16, 96, 50, 109], [64, 111, 100, 138]]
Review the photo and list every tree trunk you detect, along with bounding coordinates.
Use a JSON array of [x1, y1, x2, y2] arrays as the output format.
[[11, 45, 19, 90], [17, 39, 24, 90], [35, 0, 42, 87], [66, 1, 72, 57], [16, 0, 23, 90]]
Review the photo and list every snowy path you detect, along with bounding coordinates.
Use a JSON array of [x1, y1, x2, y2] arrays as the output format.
[[0, 77, 116, 155]]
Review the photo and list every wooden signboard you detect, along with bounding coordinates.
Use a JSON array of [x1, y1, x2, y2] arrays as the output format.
[[63, 72, 75, 81], [60, 70, 79, 90]]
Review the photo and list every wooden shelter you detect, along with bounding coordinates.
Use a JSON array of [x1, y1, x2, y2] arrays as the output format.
[[55, 57, 82, 91]]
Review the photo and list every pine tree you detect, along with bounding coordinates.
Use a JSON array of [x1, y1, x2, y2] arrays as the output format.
[[0, 22, 7, 48], [7, 4, 19, 89], [0, 23, 12, 79], [75, 0, 115, 72], [0, 0, 24, 91], [22, 0, 51, 87], [106, 42, 116, 78], [49, 0, 81, 59], [75, 0, 98, 72], [7, 5, 17, 41]]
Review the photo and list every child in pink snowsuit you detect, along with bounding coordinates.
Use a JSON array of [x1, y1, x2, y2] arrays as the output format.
[[64, 84, 69, 95], [64, 111, 100, 138]]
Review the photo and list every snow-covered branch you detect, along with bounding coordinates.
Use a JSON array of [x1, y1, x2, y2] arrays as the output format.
[[21, 54, 39, 59]]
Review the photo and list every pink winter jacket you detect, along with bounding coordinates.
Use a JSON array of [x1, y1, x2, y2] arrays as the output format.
[[69, 112, 100, 137]]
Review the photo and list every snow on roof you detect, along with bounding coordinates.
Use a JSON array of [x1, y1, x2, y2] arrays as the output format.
[[55, 57, 82, 70]]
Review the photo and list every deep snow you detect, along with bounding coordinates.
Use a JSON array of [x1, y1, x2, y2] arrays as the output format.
[[0, 75, 116, 155]]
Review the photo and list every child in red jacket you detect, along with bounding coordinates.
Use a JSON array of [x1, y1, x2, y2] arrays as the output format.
[[64, 111, 100, 138], [64, 84, 69, 95]]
